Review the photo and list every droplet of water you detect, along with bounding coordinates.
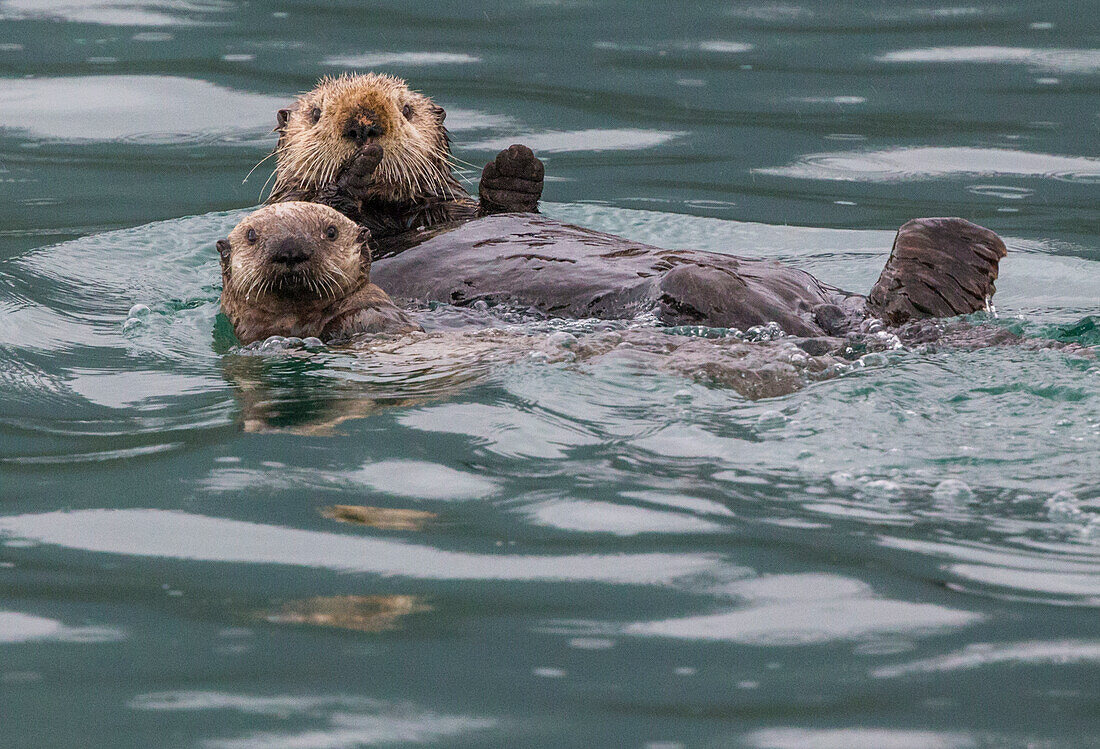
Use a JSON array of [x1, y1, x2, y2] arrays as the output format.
[[259, 336, 288, 352], [756, 410, 787, 429], [532, 667, 566, 678], [568, 637, 615, 650], [829, 471, 855, 487], [1082, 516, 1100, 540], [860, 317, 884, 334], [864, 479, 902, 498], [547, 331, 577, 349], [744, 321, 785, 342], [1045, 491, 1084, 524], [127, 303, 150, 318], [933, 479, 974, 503]]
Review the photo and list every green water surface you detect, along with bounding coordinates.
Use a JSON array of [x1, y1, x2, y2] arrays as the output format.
[[0, 2, 1098, 747]]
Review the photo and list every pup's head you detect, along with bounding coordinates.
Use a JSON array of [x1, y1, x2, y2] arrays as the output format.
[[269, 72, 456, 203], [218, 202, 369, 301]]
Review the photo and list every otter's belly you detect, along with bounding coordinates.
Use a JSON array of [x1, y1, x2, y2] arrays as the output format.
[[370, 214, 855, 336]]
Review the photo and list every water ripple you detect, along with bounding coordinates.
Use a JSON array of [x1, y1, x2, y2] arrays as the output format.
[[0, 76, 284, 143], [877, 46, 1100, 74], [0, 509, 728, 586], [620, 573, 981, 645], [466, 128, 684, 153], [323, 51, 481, 67], [0, 610, 124, 644], [758, 146, 1100, 182]]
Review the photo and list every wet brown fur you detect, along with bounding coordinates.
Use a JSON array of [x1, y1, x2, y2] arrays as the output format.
[[219, 202, 420, 344], [266, 73, 476, 241]]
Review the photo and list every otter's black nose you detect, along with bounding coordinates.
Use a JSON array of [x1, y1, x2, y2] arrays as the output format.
[[269, 237, 312, 266], [345, 110, 383, 144]]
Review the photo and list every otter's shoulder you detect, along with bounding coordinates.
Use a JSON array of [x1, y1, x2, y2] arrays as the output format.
[[322, 283, 422, 341]]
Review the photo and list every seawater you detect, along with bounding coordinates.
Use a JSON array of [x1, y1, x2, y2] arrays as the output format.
[[0, 2, 1098, 747]]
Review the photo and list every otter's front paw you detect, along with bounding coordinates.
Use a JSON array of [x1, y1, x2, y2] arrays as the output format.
[[478, 144, 544, 214], [337, 144, 384, 197]]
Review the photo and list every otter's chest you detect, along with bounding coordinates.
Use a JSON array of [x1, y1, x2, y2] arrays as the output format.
[[370, 214, 843, 336]]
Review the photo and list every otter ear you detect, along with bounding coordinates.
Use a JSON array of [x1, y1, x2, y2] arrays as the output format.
[[274, 107, 292, 132], [357, 227, 371, 246], [431, 104, 446, 123], [216, 239, 232, 278]]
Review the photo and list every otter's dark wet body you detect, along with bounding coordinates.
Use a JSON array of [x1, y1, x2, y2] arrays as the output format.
[[371, 213, 861, 336]]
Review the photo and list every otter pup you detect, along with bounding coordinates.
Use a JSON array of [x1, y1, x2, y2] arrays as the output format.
[[266, 73, 1006, 335], [218, 202, 420, 345], [267, 72, 543, 252]]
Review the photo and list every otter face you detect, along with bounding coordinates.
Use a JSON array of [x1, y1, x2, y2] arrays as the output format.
[[272, 73, 453, 203], [218, 202, 369, 301]]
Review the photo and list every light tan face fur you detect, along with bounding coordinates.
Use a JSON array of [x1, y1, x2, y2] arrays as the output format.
[[220, 202, 367, 302], [271, 73, 455, 203]]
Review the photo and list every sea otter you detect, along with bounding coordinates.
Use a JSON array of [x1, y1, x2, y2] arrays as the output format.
[[265, 73, 1006, 335], [267, 72, 543, 250], [217, 201, 420, 344]]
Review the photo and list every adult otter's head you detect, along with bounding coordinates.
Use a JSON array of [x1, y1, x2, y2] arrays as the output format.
[[268, 73, 458, 204], [218, 202, 369, 304]]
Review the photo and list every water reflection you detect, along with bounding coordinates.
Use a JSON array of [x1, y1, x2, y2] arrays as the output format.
[[873, 639, 1100, 679], [130, 691, 495, 748], [879, 536, 1100, 604], [621, 573, 980, 645], [322, 52, 481, 67], [877, 46, 1100, 74], [0, 610, 124, 644], [321, 505, 437, 531], [523, 498, 727, 536], [263, 595, 429, 633], [0, 76, 281, 142], [744, 727, 977, 749], [0, 509, 726, 585], [0, 0, 229, 26], [202, 460, 495, 502], [467, 128, 684, 154], [759, 146, 1100, 182]]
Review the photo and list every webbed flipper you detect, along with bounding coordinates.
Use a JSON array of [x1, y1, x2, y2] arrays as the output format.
[[867, 217, 1007, 326]]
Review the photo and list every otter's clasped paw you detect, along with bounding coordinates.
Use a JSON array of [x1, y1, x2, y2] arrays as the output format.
[[337, 144, 384, 196], [479, 144, 544, 214]]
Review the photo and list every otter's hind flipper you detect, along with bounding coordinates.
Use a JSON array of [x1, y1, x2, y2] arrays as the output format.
[[478, 144, 544, 215], [867, 218, 1007, 326]]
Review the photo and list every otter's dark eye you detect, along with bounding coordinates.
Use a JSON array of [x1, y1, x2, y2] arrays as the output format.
[[310, 107, 322, 125], [325, 225, 338, 240], [402, 103, 412, 120], [246, 228, 258, 243]]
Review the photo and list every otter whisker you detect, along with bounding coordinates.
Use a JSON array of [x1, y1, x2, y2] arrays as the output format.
[[243, 149, 279, 185], [449, 153, 482, 171]]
